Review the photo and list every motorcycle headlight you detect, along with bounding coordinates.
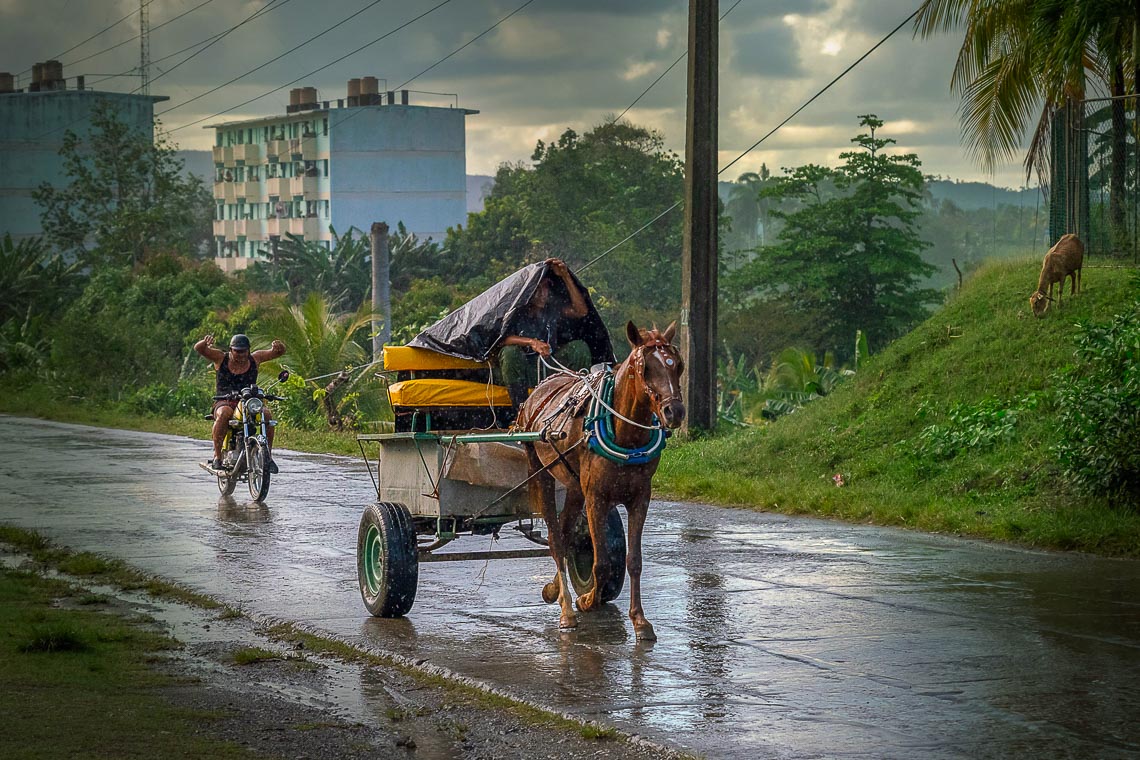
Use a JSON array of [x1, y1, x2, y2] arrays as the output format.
[[245, 398, 264, 415]]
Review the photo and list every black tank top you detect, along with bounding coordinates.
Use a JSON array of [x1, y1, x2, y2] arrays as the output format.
[[216, 353, 258, 394]]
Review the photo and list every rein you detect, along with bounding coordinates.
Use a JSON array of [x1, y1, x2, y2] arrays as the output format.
[[585, 372, 668, 465]]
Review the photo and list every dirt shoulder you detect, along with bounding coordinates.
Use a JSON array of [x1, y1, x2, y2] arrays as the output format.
[[0, 535, 683, 760]]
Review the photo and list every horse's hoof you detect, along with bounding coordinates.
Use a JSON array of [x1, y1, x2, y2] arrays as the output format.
[[634, 623, 657, 642], [559, 616, 578, 631], [541, 582, 559, 604], [576, 592, 596, 612]]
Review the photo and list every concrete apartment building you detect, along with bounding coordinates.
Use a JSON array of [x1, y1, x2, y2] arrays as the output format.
[[0, 61, 165, 242], [208, 78, 476, 273]]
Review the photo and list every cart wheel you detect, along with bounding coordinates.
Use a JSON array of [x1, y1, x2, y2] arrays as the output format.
[[567, 508, 626, 603], [357, 502, 419, 617]]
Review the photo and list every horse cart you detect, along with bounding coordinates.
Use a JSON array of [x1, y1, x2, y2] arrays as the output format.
[[354, 345, 626, 618]]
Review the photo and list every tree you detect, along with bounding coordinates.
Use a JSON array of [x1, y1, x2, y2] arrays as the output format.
[[915, 0, 1138, 182], [444, 121, 685, 336], [733, 116, 939, 358], [33, 101, 213, 266], [252, 293, 382, 429], [240, 226, 369, 311]]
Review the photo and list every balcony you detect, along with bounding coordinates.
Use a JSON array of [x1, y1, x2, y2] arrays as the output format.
[[233, 143, 262, 163], [301, 136, 319, 161], [288, 217, 324, 239], [265, 217, 281, 237], [234, 219, 250, 238], [235, 181, 262, 200], [212, 181, 226, 200], [211, 145, 225, 164], [213, 219, 236, 239], [265, 177, 289, 197], [221, 183, 237, 203], [289, 175, 318, 197], [266, 139, 289, 161]]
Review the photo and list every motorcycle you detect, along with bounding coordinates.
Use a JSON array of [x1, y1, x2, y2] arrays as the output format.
[[199, 376, 286, 501]]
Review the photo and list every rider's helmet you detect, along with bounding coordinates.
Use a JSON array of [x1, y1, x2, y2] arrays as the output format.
[[229, 334, 251, 351]]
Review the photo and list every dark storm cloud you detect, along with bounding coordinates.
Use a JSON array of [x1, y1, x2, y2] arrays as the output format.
[[728, 18, 805, 79], [0, 0, 1031, 185]]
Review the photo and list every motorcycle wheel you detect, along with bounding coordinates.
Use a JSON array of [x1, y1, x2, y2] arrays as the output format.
[[247, 440, 271, 501], [217, 468, 237, 496]]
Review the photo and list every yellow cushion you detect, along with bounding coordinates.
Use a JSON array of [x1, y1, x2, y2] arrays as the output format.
[[388, 379, 511, 408], [383, 346, 488, 371]]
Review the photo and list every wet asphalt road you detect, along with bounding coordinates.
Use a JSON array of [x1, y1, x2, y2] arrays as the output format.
[[2, 416, 1139, 759]]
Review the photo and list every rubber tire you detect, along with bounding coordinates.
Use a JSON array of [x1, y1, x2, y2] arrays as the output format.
[[247, 440, 271, 502], [217, 460, 237, 496], [357, 502, 419, 618], [567, 508, 626, 602]]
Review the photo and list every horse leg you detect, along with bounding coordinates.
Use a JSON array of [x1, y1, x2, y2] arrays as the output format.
[[625, 494, 656, 641], [544, 486, 583, 604], [528, 446, 579, 630], [576, 496, 613, 613]]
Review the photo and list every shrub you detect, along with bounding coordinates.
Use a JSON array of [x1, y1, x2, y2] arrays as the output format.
[[912, 395, 1038, 461], [1053, 308, 1140, 506], [128, 379, 212, 417]]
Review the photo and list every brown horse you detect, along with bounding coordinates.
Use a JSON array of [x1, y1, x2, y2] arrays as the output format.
[[515, 320, 685, 641]]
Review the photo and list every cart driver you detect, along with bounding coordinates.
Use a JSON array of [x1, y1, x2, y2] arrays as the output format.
[[194, 333, 286, 471], [495, 258, 592, 412]]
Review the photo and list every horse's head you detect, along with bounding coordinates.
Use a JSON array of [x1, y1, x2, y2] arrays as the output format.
[[626, 320, 685, 429]]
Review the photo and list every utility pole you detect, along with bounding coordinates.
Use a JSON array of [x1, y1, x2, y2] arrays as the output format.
[[138, 0, 150, 96], [681, 0, 718, 433], [370, 222, 391, 362]]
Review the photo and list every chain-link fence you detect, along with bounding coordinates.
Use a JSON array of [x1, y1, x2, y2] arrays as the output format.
[[1051, 96, 1140, 261]]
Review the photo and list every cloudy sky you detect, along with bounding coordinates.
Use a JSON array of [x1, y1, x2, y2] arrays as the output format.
[[2, 0, 1038, 188]]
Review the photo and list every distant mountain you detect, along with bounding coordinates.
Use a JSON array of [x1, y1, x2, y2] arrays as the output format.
[[177, 150, 213, 183], [926, 179, 1038, 210]]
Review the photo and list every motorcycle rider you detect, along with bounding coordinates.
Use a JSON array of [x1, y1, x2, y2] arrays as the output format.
[[194, 333, 286, 471]]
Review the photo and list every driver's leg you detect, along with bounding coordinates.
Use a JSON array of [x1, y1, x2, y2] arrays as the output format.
[[211, 404, 234, 468], [264, 406, 279, 474]]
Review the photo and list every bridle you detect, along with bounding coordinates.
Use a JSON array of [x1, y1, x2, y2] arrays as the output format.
[[628, 337, 683, 422]]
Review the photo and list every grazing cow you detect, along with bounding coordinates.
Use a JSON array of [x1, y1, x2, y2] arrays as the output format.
[[1030, 234, 1084, 317]]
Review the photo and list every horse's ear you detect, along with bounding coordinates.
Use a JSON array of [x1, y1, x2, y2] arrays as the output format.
[[626, 320, 642, 347], [662, 321, 677, 343]]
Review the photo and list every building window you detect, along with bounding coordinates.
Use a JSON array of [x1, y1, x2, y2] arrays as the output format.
[[322, 117, 328, 136], [320, 159, 329, 177]]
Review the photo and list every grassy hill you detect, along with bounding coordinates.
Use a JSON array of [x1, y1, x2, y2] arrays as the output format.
[[658, 258, 1140, 556]]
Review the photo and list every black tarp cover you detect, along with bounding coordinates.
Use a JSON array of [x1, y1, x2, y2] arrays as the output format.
[[408, 261, 614, 365]]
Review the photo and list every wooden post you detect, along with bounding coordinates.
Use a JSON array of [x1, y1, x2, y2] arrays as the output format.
[[370, 222, 390, 361], [681, 0, 718, 434]]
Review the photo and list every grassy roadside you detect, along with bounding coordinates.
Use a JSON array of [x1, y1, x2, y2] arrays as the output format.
[[658, 259, 1140, 557], [0, 387, 362, 457], [0, 526, 676, 755], [0, 558, 257, 758]]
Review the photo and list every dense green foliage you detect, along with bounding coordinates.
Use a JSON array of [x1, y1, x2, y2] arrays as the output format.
[[726, 116, 939, 361], [1054, 301, 1140, 503], [444, 121, 685, 333], [33, 102, 213, 266]]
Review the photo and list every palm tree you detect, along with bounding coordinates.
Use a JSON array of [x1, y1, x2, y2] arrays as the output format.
[[915, 0, 1137, 183], [267, 226, 369, 311], [253, 293, 380, 429]]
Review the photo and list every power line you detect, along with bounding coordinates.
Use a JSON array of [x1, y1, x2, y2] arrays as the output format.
[[718, 6, 922, 177], [157, 0, 389, 117], [328, 0, 540, 132], [132, 0, 294, 93], [394, 0, 538, 90], [581, 4, 922, 271], [18, 0, 156, 77], [166, 0, 457, 134], [89, 30, 227, 86], [610, 0, 744, 125], [64, 0, 219, 71]]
